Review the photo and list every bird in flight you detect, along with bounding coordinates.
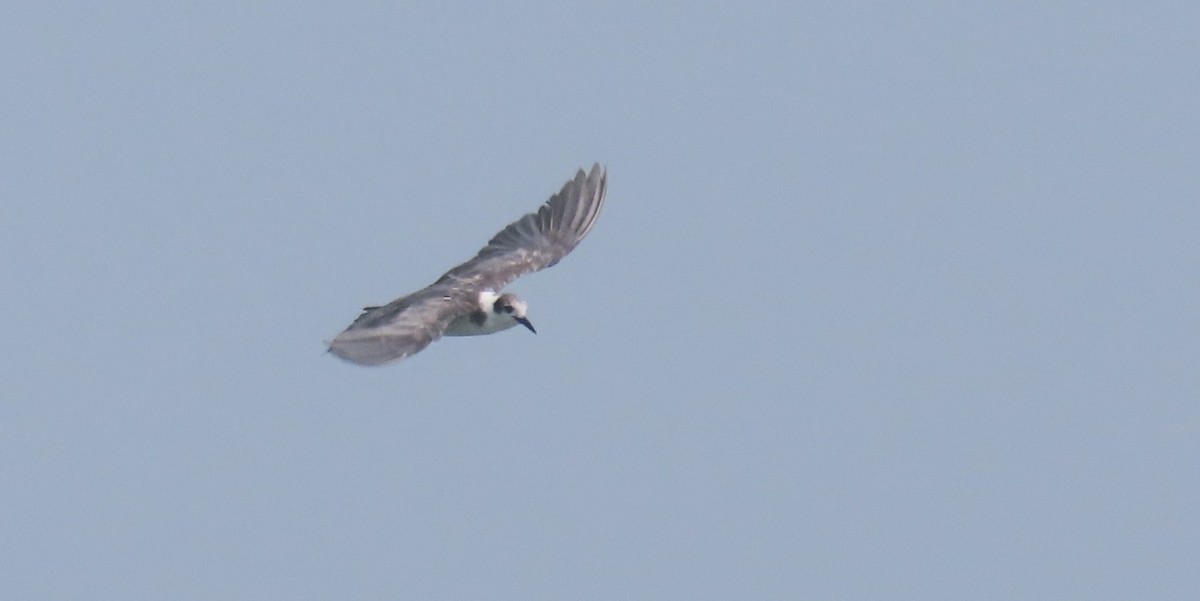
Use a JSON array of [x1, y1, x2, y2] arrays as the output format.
[[328, 163, 608, 366]]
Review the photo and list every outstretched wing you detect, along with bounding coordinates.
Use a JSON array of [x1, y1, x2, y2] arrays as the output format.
[[437, 163, 607, 293], [327, 286, 474, 366]]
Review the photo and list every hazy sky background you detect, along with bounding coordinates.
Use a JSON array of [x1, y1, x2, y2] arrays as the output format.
[[3, 2, 1197, 599]]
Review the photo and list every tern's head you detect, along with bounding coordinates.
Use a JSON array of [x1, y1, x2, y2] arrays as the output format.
[[494, 293, 536, 334]]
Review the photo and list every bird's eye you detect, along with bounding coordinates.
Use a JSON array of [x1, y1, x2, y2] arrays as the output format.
[[503, 305, 514, 314]]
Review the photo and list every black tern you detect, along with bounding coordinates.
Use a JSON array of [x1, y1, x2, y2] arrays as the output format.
[[328, 163, 607, 366]]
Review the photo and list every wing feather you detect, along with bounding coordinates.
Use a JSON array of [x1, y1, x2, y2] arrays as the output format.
[[438, 163, 607, 292], [327, 288, 473, 366]]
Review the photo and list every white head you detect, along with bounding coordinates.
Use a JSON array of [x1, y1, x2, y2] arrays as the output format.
[[493, 292, 536, 334]]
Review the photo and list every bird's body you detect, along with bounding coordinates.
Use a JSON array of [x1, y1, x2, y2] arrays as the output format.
[[444, 290, 531, 337], [328, 164, 607, 366]]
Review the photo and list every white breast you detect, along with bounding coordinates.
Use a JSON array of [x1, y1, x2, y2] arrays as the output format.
[[444, 290, 517, 337], [445, 310, 519, 337]]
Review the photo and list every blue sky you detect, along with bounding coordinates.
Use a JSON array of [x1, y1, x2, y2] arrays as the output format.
[[2, 2, 1197, 599]]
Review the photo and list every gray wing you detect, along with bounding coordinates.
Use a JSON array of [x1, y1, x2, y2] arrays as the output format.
[[327, 286, 474, 366], [436, 163, 607, 292]]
